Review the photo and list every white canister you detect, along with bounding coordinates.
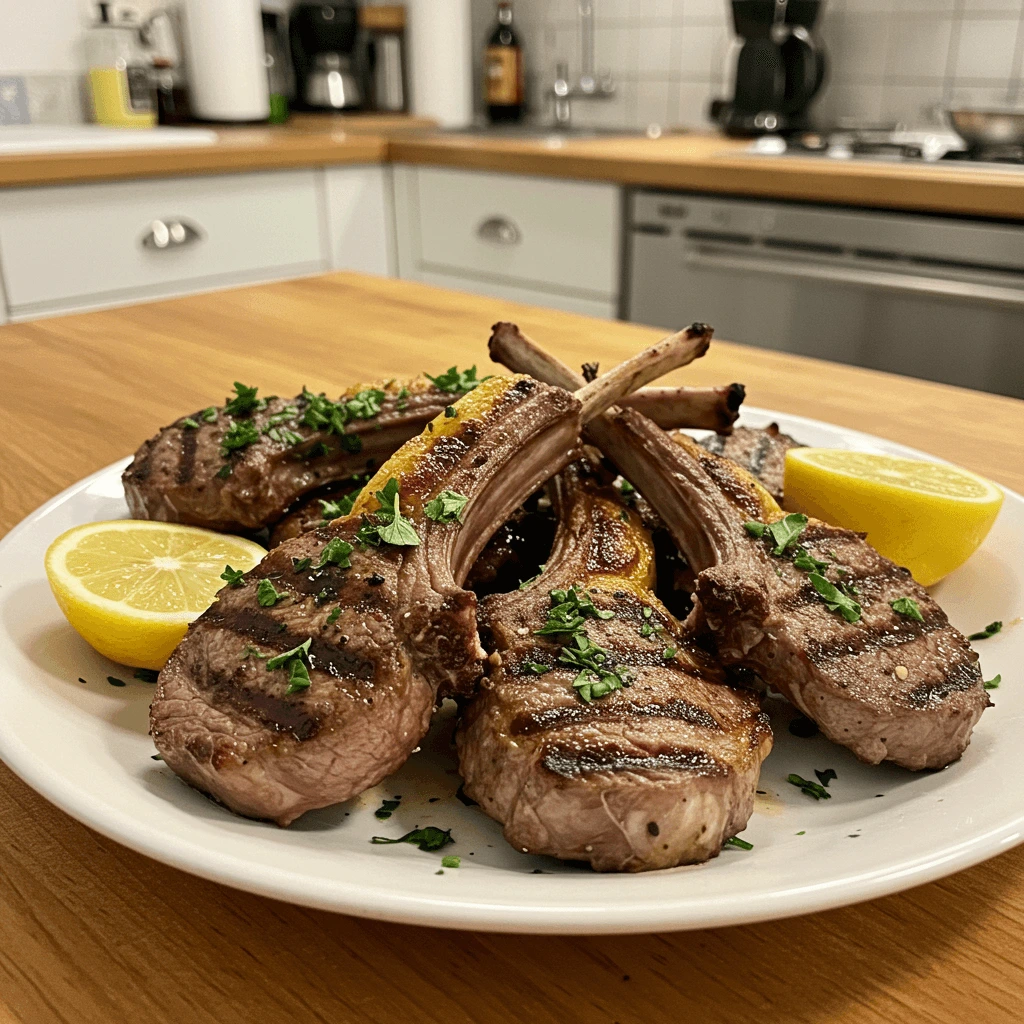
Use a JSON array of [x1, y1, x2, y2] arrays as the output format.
[[182, 0, 270, 122], [406, 0, 473, 128]]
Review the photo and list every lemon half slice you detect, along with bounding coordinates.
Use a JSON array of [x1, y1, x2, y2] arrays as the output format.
[[784, 448, 1003, 587], [45, 521, 266, 669]]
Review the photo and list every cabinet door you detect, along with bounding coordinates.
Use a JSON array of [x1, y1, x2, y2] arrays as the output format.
[[0, 170, 326, 319], [323, 165, 396, 277], [394, 165, 620, 308]]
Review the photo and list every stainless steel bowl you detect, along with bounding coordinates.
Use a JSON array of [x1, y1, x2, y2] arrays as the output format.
[[945, 107, 1024, 149]]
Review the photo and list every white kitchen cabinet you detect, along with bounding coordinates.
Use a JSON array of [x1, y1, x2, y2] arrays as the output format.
[[323, 165, 396, 277], [0, 170, 329, 321], [393, 165, 620, 318]]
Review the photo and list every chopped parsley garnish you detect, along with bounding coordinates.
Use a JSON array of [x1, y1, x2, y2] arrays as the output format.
[[219, 419, 260, 456], [618, 479, 636, 498], [640, 622, 654, 638], [292, 556, 312, 573], [265, 406, 298, 427], [263, 638, 313, 694], [316, 537, 354, 569], [346, 388, 386, 420], [223, 382, 262, 417], [890, 596, 924, 622], [215, 463, 233, 479], [985, 674, 1001, 690], [444, 405, 457, 418], [518, 566, 545, 590], [375, 798, 401, 820], [559, 632, 631, 703], [744, 513, 808, 555], [969, 621, 1003, 641], [326, 606, 342, 625], [425, 365, 490, 394], [300, 386, 384, 440], [201, 406, 218, 423], [371, 827, 453, 852], [355, 478, 421, 547], [424, 489, 469, 524], [814, 768, 837, 788], [220, 565, 245, 588], [106, 676, 127, 687], [321, 486, 365, 519], [256, 578, 285, 607], [792, 548, 829, 573], [808, 572, 862, 623], [265, 426, 304, 446], [522, 662, 550, 675], [441, 855, 461, 868], [787, 773, 832, 800], [133, 668, 159, 683], [181, 417, 200, 429], [724, 836, 753, 850], [396, 386, 409, 411], [534, 586, 614, 637], [662, 647, 677, 659]]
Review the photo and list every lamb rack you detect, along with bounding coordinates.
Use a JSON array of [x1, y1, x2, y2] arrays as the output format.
[[489, 323, 989, 771], [457, 463, 771, 871], [124, 374, 744, 536], [151, 328, 712, 825]]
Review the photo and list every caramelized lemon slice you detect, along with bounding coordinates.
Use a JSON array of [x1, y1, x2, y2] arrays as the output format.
[[784, 448, 1003, 587], [45, 521, 265, 669]]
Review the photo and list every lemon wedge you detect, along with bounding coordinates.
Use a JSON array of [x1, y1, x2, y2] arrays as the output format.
[[784, 449, 1003, 587], [45, 521, 266, 670]]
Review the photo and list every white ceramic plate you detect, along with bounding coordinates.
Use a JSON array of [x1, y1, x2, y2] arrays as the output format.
[[0, 407, 1020, 935]]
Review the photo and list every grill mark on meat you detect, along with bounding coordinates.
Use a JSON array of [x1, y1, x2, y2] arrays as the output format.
[[207, 669, 323, 741], [748, 433, 774, 477], [699, 456, 765, 520], [542, 745, 729, 779], [176, 428, 198, 485], [206, 606, 376, 682], [130, 442, 153, 482], [510, 696, 721, 736], [907, 660, 982, 706]]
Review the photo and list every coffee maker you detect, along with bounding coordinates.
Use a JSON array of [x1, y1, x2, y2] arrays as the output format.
[[712, 0, 826, 136], [289, 1, 364, 111]]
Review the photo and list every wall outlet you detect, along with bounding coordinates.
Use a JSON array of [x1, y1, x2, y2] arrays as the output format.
[[0, 77, 31, 125]]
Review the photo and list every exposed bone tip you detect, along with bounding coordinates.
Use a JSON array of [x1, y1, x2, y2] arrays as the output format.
[[727, 383, 746, 411]]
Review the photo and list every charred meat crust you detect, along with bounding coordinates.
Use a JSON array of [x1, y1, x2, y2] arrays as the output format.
[[152, 376, 584, 826], [697, 423, 803, 504], [456, 466, 771, 872]]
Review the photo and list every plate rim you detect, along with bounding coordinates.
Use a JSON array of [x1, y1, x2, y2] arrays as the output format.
[[0, 409, 1021, 935]]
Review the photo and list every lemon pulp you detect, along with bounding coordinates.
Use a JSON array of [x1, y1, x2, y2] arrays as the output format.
[[46, 521, 266, 669], [784, 448, 1003, 587]]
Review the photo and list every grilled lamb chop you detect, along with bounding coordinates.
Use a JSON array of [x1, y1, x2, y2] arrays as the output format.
[[698, 423, 803, 505], [457, 464, 771, 871], [489, 324, 989, 771], [151, 329, 712, 825], [125, 377, 743, 537]]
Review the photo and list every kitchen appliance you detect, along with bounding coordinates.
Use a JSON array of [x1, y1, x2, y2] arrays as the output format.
[[181, 0, 269, 122], [712, 0, 826, 137], [84, 2, 156, 128], [946, 107, 1024, 158], [362, 4, 407, 112], [289, 1, 363, 111], [624, 191, 1024, 400]]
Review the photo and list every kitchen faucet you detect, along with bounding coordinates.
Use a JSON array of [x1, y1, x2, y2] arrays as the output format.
[[549, 0, 615, 127]]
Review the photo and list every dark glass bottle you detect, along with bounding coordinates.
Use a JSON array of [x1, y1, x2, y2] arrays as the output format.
[[484, 2, 523, 124]]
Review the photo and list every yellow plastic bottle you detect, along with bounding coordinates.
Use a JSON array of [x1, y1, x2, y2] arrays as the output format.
[[85, 3, 156, 128]]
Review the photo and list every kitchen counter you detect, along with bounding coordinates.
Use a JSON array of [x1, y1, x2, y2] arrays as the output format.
[[2, 116, 1023, 220], [0, 272, 1022, 1024]]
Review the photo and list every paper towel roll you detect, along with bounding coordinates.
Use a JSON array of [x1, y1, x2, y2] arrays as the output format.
[[182, 0, 269, 122], [407, 0, 473, 128]]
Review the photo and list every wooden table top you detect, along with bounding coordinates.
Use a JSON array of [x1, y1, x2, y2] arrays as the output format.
[[0, 273, 1022, 1024]]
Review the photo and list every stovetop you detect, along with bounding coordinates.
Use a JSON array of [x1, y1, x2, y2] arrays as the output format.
[[747, 128, 1024, 168]]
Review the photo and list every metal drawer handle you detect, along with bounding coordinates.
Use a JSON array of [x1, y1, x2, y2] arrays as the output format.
[[477, 216, 521, 246], [141, 218, 203, 250]]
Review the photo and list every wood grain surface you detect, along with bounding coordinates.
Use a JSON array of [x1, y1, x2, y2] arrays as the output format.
[[0, 273, 1022, 1024]]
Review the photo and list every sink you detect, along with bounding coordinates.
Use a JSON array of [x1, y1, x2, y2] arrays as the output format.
[[438, 124, 670, 141], [0, 125, 218, 155]]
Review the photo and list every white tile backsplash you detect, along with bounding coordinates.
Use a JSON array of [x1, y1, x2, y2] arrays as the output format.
[[507, 0, 1024, 130]]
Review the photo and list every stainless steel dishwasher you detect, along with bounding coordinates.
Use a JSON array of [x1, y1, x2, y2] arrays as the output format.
[[623, 190, 1024, 400]]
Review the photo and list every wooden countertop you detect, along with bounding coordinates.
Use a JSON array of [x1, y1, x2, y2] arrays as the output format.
[[3, 117, 1023, 220], [0, 273, 1023, 1024]]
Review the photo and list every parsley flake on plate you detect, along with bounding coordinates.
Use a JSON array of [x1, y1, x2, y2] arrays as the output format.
[[371, 827, 453, 852], [374, 799, 401, 820], [424, 490, 469, 524], [724, 836, 753, 850], [969, 621, 1003, 641], [787, 773, 832, 800], [985, 674, 1002, 690]]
